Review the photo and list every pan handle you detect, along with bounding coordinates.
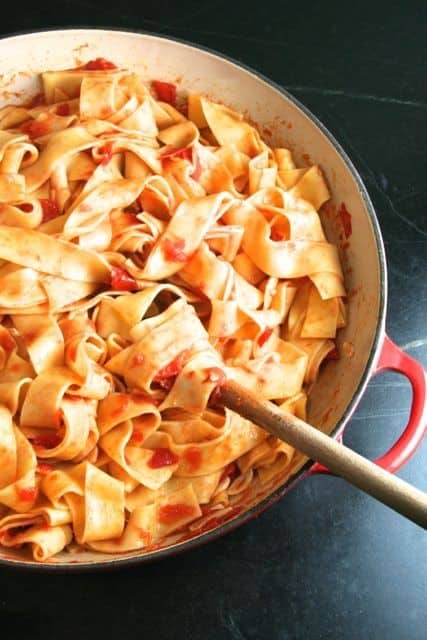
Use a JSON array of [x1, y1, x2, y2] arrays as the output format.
[[310, 334, 427, 475]]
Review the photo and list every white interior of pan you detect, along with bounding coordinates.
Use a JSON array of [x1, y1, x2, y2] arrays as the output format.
[[0, 30, 385, 566]]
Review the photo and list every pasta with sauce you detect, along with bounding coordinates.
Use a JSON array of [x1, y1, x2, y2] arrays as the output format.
[[0, 58, 346, 561]]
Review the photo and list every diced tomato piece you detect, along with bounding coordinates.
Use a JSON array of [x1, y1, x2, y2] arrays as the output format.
[[148, 448, 179, 469], [129, 429, 145, 444], [152, 80, 177, 107], [100, 141, 114, 166], [154, 350, 190, 381], [338, 203, 352, 239], [20, 115, 52, 139], [158, 503, 196, 525], [110, 266, 138, 291], [39, 198, 60, 223], [162, 238, 187, 262], [257, 327, 273, 347], [80, 58, 117, 71], [17, 486, 38, 502], [56, 103, 70, 116]]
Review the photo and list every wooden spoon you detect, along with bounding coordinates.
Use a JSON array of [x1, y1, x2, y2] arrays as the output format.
[[217, 380, 427, 529]]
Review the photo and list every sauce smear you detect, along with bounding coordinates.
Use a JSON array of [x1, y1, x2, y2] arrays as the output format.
[[37, 463, 54, 476], [158, 503, 196, 525], [162, 238, 187, 262], [184, 446, 202, 472], [21, 116, 52, 139], [100, 141, 114, 165], [338, 203, 352, 239]]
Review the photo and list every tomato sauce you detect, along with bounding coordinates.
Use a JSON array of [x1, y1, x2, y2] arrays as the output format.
[[257, 327, 273, 347], [162, 238, 187, 262], [39, 198, 60, 223], [154, 350, 190, 382], [36, 463, 54, 476], [110, 266, 138, 291], [130, 353, 145, 368], [152, 81, 177, 107], [16, 486, 38, 502], [148, 448, 179, 469], [20, 116, 52, 139], [79, 58, 118, 71], [100, 141, 114, 165], [158, 503, 196, 525], [0, 332, 15, 352], [56, 103, 70, 116], [338, 203, 352, 239], [32, 433, 62, 449], [184, 446, 202, 472]]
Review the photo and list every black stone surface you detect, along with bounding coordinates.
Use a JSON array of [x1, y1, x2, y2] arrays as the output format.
[[0, 2, 426, 639]]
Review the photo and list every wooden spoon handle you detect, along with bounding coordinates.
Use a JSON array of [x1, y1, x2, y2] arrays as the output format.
[[219, 380, 427, 529]]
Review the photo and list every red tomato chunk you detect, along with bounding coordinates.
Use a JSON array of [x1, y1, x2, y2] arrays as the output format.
[[40, 199, 60, 223], [111, 266, 138, 291], [80, 58, 117, 71], [257, 327, 273, 347], [154, 350, 190, 381], [152, 80, 177, 107], [20, 117, 51, 139], [148, 448, 179, 469], [17, 487, 38, 502]]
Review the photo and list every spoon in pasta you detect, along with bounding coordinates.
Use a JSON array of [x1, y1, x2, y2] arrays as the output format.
[[216, 379, 427, 529]]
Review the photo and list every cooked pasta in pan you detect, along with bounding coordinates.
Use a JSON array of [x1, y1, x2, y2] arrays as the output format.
[[0, 58, 345, 560]]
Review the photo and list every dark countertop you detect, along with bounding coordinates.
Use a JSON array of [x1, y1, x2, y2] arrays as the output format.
[[0, 2, 426, 639]]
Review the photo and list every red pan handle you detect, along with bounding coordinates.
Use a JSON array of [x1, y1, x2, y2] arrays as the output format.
[[310, 334, 427, 475]]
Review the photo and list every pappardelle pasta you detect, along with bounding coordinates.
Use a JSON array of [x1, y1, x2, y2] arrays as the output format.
[[0, 58, 346, 561]]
